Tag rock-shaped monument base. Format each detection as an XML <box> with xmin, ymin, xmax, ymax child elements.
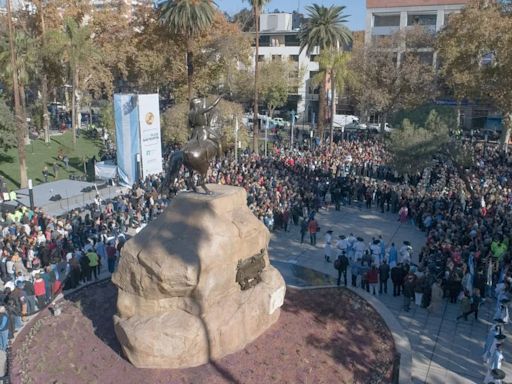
<box><xmin>112</xmin><ymin>185</ymin><xmax>286</xmax><ymax>369</ymax></box>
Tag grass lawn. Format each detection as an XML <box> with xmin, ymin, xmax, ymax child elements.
<box><xmin>0</xmin><ymin>130</ymin><xmax>103</xmax><ymax>190</ymax></box>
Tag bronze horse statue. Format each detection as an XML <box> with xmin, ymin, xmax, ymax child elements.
<box><xmin>161</xmin><ymin>96</ymin><xmax>222</xmax><ymax>195</ymax></box>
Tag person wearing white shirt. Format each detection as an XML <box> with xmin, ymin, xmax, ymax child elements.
<box><xmin>354</xmin><ymin>237</ymin><xmax>366</xmax><ymax>261</ymax></box>
<box><xmin>336</xmin><ymin>235</ymin><xmax>348</xmax><ymax>254</ymax></box>
<box><xmin>324</xmin><ymin>230</ymin><xmax>333</xmax><ymax>262</ymax></box>
<box><xmin>369</xmin><ymin>239</ymin><xmax>382</xmax><ymax>264</ymax></box>
<box><xmin>399</xmin><ymin>241</ymin><xmax>412</xmax><ymax>264</ymax></box>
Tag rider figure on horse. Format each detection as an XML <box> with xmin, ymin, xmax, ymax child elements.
<box><xmin>188</xmin><ymin>96</ymin><xmax>222</xmax><ymax>157</ymax></box>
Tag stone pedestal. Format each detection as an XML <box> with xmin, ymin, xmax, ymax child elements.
<box><xmin>112</xmin><ymin>185</ymin><xmax>286</xmax><ymax>369</ymax></box>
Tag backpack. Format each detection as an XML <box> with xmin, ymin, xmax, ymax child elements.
<box><xmin>334</xmin><ymin>258</ymin><xmax>341</xmax><ymax>270</ymax></box>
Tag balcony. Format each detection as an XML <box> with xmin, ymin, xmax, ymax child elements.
<box><xmin>371</xmin><ymin>26</ymin><xmax>400</xmax><ymax>36</ymax></box>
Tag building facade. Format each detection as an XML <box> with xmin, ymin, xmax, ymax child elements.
<box><xmin>364</xmin><ymin>0</ymin><xmax>500</xmax><ymax>130</ymax></box>
<box><xmin>366</xmin><ymin>0</ymin><xmax>469</xmax><ymax>45</ymax></box>
<box><xmin>252</xmin><ymin>12</ymin><xmax>320</xmax><ymax>123</ymax></box>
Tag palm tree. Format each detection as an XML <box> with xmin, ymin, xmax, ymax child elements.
<box><xmin>299</xmin><ymin>4</ymin><xmax>352</xmax><ymax>144</ymax></box>
<box><xmin>315</xmin><ymin>50</ymin><xmax>352</xmax><ymax>145</ymax></box>
<box><xmin>245</xmin><ymin>0</ymin><xmax>269</xmax><ymax>154</ymax></box>
<box><xmin>61</xmin><ymin>18</ymin><xmax>97</xmax><ymax>146</ymax></box>
<box><xmin>0</xmin><ymin>30</ymin><xmax>37</xmax><ymax>145</ymax></box>
<box><xmin>159</xmin><ymin>0</ymin><xmax>217</xmax><ymax>102</ymax></box>
<box><xmin>5</xmin><ymin>0</ymin><xmax>28</xmax><ymax>188</ymax></box>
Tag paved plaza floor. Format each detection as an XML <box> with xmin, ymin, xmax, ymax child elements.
<box><xmin>268</xmin><ymin>204</ymin><xmax>510</xmax><ymax>384</ymax></box>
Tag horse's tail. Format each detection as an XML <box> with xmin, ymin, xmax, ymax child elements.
<box><xmin>161</xmin><ymin>150</ymin><xmax>184</xmax><ymax>193</ymax></box>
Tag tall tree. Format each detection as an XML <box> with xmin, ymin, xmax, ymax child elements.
<box><xmin>5</xmin><ymin>0</ymin><xmax>28</xmax><ymax>188</ymax></box>
<box><xmin>299</xmin><ymin>4</ymin><xmax>352</xmax><ymax>143</ymax></box>
<box><xmin>57</xmin><ymin>17</ymin><xmax>100</xmax><ymax>146</ymax></box>
<box><xmin>437</xmin><ymin>0</ymin><xmax>512</xmax><ymax>151</ymax></box>
<box><xmin>246</xmin><ymin>0</ymin><xmax>270</xmax><ymax>154</ymax></box>
<box><xmin>0</xmin><ymin>30</ymin><xmax>37</xmax><ymax>144</ymax></box>
<box><xmin>259</xmin><ymin>59</ymin><xmax>305</xmax><ymax>118</ymax></box>
<box><xmin>349</xmin><ymin>27</ymin><xmax>437</xmax><ymax>132</ymax></box>
<box><xmin>159</xmin><ymin>0</ymin><xmax>217</xmax><ymax>102</ymax></box>
<box><xmin>314</xmin><ymin>49</ymin><xmax>351</xmax><ymax>145</ymax></box>
<box><xmin>34</xmin><ymin>0</ymin><xmax>50</xmax><ymax>143</ymax></box>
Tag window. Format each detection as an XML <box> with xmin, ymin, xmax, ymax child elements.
<box><xmin>374</xmin><ymin>14</ymin><xmax>400</xmax><ymax>27</ymax></box>
<box><xmin>285</xmin><ymin>34</ymin><xmax>300</xmax><ymax>47</ymax></box>
<box><xmin>310</xmin><ymin>54</ymin><xmax>319</xmax><ymax>62</ymax></box>
<box><xmin>407</xmin><ymin>14</ymin><xmax>437</xmax><ymax>26</ymax></box>
<box><xmin>258</xmin><ymin>55</ymin><xmax>265</xmax><ymax>62</ymax></box>
<box><xmin>272</xmin><ymin>55</ymin><xmax>282</xmax><ymax>62</ymax></box>
<box><xmin>258</xmin><ymin>35</ymin><xmax>270</xmax><ymax>47</ymax></box>
<box><xmin>289</xmin><ymin>55</ymin><xmax>299</xmax><ymax>62</ymax></box>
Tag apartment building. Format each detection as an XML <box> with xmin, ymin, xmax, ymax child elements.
<box><xmin>253</xmin><ymin>12</ymin><xmax>320</xmax><ymax>122</ymax></box>
<box><xmin>366</xmin><ymin>0</ymin><xmax>468</xmax><ymax>65</ymax></box>
<box><xmin>364</xmin><ymin>0</ymin><xmax>501</xmax><ymax>130</ymax></box>
<box><xmin>0</xmin><ymin>0</ymin><xmax>35</xmax><ymax>13</ymax></box>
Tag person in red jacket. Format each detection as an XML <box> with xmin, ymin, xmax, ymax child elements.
<box><xmin>33</xmin><ymin>273</ymin><xmax>46</xmax><ymax>309</ymax></box>
<box><xmin>367</xmin><ymin>264</ymin><xmax>379</xmax><ymax>295</ymax></box>
<box><xmin>308</xmin><ymin>217</ymin><xmax>319</xmax><ymax>246</ymax></box>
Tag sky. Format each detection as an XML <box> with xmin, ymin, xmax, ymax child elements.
<box><xmin>215</xmin><ymin>0</ymin><xmax>366</xmax><ymax>31</ymax></box>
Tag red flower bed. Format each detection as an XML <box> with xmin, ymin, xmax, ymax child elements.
<box><xmin>11</xmin><ymin>282</ymin><xmax>394</xmax><ymax>384</ymax></box>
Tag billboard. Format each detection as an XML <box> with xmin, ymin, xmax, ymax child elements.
<box><xmin>114</xmin><ymin>93</ymin><xmax>163</xmax><ymax>186</ymax></box>
<box><xmin>138</xmin><ymin>94</ymin><xmax>163</xmax><ymax>178</ymax></box>
<box><xmin>114</xmin><ymin>94</ymin><xmax>140</xmax><ymax>186</ymax></box>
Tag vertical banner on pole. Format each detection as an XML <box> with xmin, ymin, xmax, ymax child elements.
<box><xmin>138</xmin><ymin>94</ymin><xmax>163</xmax><ymax>178</ymax></box>
<box><xmin>114</xmin><ymin>94</ymin><xmax>140</xmax><ymax>186</ymax></box>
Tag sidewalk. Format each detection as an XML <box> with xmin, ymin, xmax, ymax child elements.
<box><xmin>268</xmin><ymin>205</ymin><xmax>509</xmax><ymax>384</ymax></box>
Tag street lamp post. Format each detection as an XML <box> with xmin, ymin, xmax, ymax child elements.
<box><xmin>290</xmin><ymin>110</ymin><xmax>296</xmax><ymax>149</ymax></box>
<box><xmin>28</xmin><ymin>179</ymin><xmax>34</xmax><ymax>210</ymax></box>
<box><xmin>264</xmin><ymin>114</ymin><xmax>269</xmax><ymax>157</ymax></box>
<box><xmin>234</xmin><ymin>116</ymin><xmax>239</xmax><ymax>163</ymax></box>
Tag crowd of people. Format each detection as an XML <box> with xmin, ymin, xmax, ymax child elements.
<box><xmin>204</xmin><ymin>138</ymin><xmax>512</xmax><ymax>382</ymax></box>
<box><xmin>2</xmin><ymin>134</ymin><xmax>512</xmax><ymax>381</ymax></box>
<box><xmin>0</xmin><ymin>175</ymin><xmax>168</xmax><ymax>351</ymax></box>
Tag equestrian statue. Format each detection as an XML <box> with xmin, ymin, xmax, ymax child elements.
<box><xmin>162</xmin><ymin>96</ymin><xmax>223</xmax><ymax>194</ymax></box>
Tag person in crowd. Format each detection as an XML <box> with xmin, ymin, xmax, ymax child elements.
<box><xmin>368</xmin><ymin>264</ymin><xmax>379</xmax><ymax>295</ymax></box>
<box><xmin>379</xmin><ymin>259</ymin><xmax>390</xmax><ymax>294</ymax></box>
<box><xmin>324</xmin><ymin>230</ymin><xmax>333</xmax><ymax>262</ymax></box>
<box><xmin>308</xmin><ymin>215</ymin><xmax>319</xmax><ymax>246</ymax></box>
<box><xmin>403</xmin><ymin>270</ymin><xmax>416</xmax><ymax>312</ymax></box>
<box><xmin>391</xmin><ymin>263</ymin><xmax>404</xmax><ymax>297</ymax></box>
<box><xmin>335</xmin><ymin>251</ymin><xmax>349</xmax><ymax>286</ymax></box>
<box><xmin>86</xmin><ymin>248</ymin><xmax>99</xmax><ymax>281</ymax></box>
<box><xmin>428</xmin><ymin>279</ymin><xmax>444</xmax><ymax>315</ymax></box>
<box><xmin>0</xmin><ymin>306</ymin><xmax>9</xmax><ymax>351</ymax></box>
<box><xmin>33</xmin><ymin>273</ymin><xmax>46</xmax><ymax>310</ymax></box>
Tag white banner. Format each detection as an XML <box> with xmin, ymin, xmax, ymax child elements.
<box><xmin>137</xmin><ymin>94</ymin><xmax>163</xmax><ymax>178</ymax></box>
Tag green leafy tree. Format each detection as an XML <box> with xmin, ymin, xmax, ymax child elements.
<box><xmin>0</xmin><ymin>30</ymin><xmax>37</xmax><ymax>144</ymax></box>
<box><xmin>159</xmin><ymin>0</ymin><xmax>217</xmax><ymax>102</ymax></box>
<box><xmin>388</xmin><ymin>110</ymin><xmax>450</xmax><ymax>175</ymax></box>
<box><xmin>350</xmin><ymin>27</ymin><xmax>437</xmax><ymax>132</ymax></box>
<box><xmin>388</xmin><ymin>109</ymin><xmax>475</xmax><ymax>195</ymax></box>
<box><xmin>259</xmin><ymin>60</ymin><xmax>304</xmax><ymax>118</ymax></box>
<box><xmin>437</xmin><ymin>0</ymin><xmax>512</xmax><ymax>150</ymax></box>
<box><xmin>0</xmin><ymin>97</ymin><xmax>16</xmax><ymax>151</ymax></box>
<box><xmin>299</xmin><ymin>4</ymin><xmax>352</xmax><ymax>143</ymax></box>
<box><xmin>232</xmin><ymin>8</ymin><xmax>255</xmax><ymax>32</ymax></box>
<box><xmin>245</xmin><ymin>0</ymin><xmax>270</xmax><ymax>154</ymax></box>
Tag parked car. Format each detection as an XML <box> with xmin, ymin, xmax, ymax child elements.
<box><xmin>368</xmin><ymin>122</ymin><xmax>394</xmax><ymax>133</ymax></box>
<box><xmin>272</xmin><ymin>117</ymin><xmax>285</xmax><ymax>128</ymax></box>
<box><xmin>344</xmin><ymin>121</ymin><xmax>367</xmax><ymax>131</ymax></box>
